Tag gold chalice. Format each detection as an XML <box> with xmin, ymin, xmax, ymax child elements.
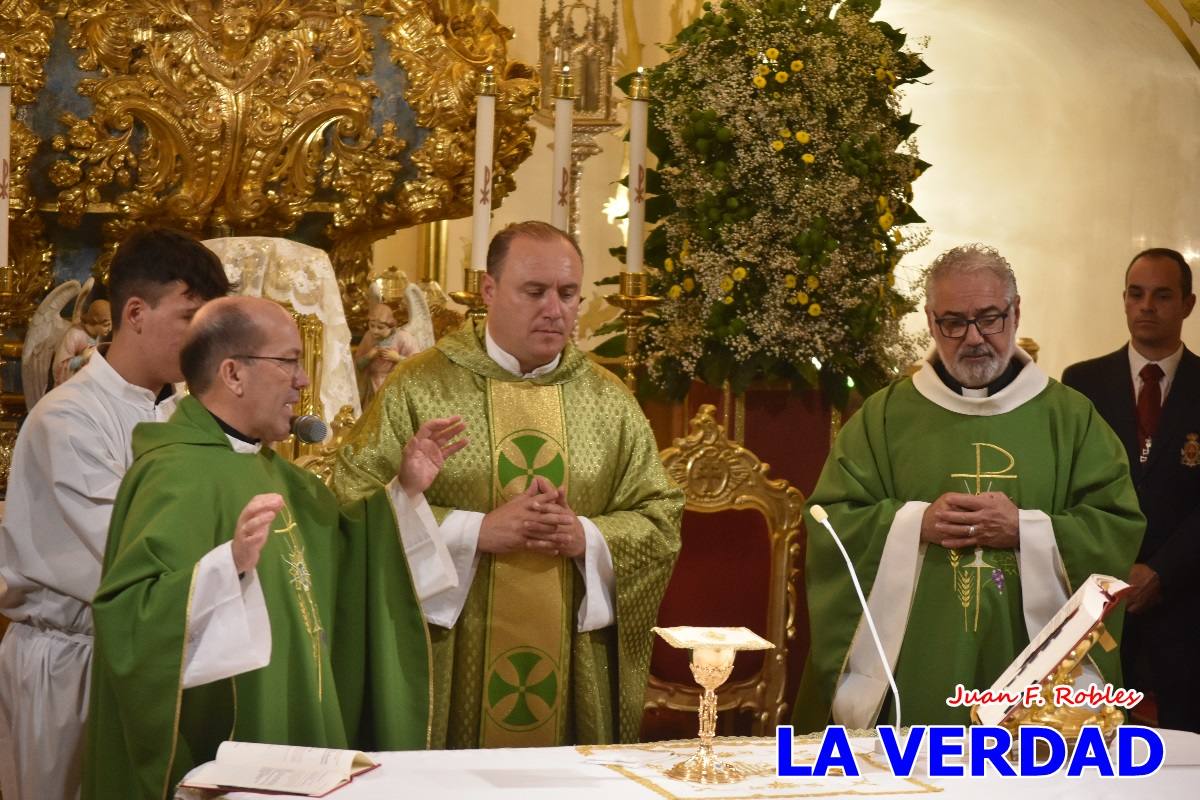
<box><xmin>652</xmin><ymin>626</ymin><xmax>773</xmax><ymax>784</ymax></box>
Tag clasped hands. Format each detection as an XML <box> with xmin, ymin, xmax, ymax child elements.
<box><xmin>478</xmin><ymin>475</ymin><xmax>585</xmax><ymax>559</ymax></box>
<box><xmin>920</xmin><ymin>491</ymin><xmax>1019</xmax><ymax>550</ymax></box>
<box><xmin>232</xmin><ymin>416</ymin><xmax>469</xmax><ymax>574</ymax></box>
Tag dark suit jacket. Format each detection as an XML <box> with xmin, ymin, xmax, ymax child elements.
<box><xmin>1062</xmin><ymin>346</ymin><xmax>1200</xmax><ymax>596</ymax></box>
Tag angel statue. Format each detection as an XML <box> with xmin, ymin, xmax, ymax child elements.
<box><xmin>52</xmin><ymin>299</ymin><xmax>112</xmax><ymax>386</ymax></box>
<box><xmin>354</xmin><ymin>284</ymin><xmax>436</xmax><ymax>404</ymax></box>
<box><xmin>22</xmin><ymin>278</ymin><xmax>97</xmax><ymax>410</ymax></box>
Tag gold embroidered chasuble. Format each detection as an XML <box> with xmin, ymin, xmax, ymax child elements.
<box><xmin>333</xmin><ymin>322</ymin><xmax>683</xmax><ymax>747</ymax></box>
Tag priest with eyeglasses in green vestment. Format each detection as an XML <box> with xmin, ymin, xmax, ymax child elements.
<box><xmin>84</xmin><ymin>296</ymin><xmax>467</xmax><ymax>800</ymax></box>
<box><xmin>793</xmin><ymin>244</ymin><xmax>1145</xmax><ymax>731</ymax></box>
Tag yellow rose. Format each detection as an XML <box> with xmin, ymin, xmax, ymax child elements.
<box><xmin>664</xmin><ymin>257</ymin><xmax>674</xmax><ymax>272</ymax></box>
<box><xmin>787</xmin><ymin>294</ymin><xmax>799</xmax><ymax>305</ymax></box>
<box><xmin>723</xmin><ymin>295</ymin><xmax>734</xmax><ymax>305</ymax></box>
<box><xmin>808</xmin><ymin>303</ymin><xmax>822</xmax><ymax>317</ymax></box>
<box><xmin>875</xmin><ymin>67</ymin><xmax>888</xmax><ymax>81</ymax></box>
<box><xmin>791</xmin><ymin>60</ymin><xmax>805</xmax><ymax>72</ymax></box>
<box><xmin>668</xmin><ymin>284</ymin><xmax>682</xmax><ymax>300</ymax></box>
<box><xmin>753</xmin><ymin>75</ymin><xmax>767</xmax><ymax>89</ymax></box>
<box><xmin>732</xmin><ymin>266</ymin><xmax>748</xmax><ymax>281</ymax></box>
<box><xmin>794</xmin><ymin>130</ymin><xmax>810</xmax><ymax>144</ymax></box>
<box><xmin>757</xmin><ymin>64</ymin><xmax>771</xmax><ymax>76</ymax></box>
<box><xmin>801</xmin><ymin>153</ymin><xmax>815</xmax><ymax>165</ymax></box>
<box><xmin>806</xmin><ymin>275</ymin><xmax>820</xmax><ymax>291</ymax></box>
<box><xmin>876</xmin><ymin>195</ymin><xmax>889</xmax><ymax>212</ymax></box>
<box><xmin>766</xmin><ymin>47</ymin><xmax>780</xmax><ymax>60</ymax></box>
<box><xmin>892</xmin><ymin>229</ymin><xmax>905</xmax><ymax>243</ymax></box>
<box><xmin>775</xmin><ymin>71</ymin><xmax>789</xmax><ymax>84</ymax></box>
<box><xmin>683</xmin><ymin>276</ymin><xmax>695</xmax><ymax>292</ymax></box>
<box><xmin>879</xmin><ymin>211</ymin><xmax>894</xmax><ymax>229</ymax></box>
<box><xmin>784</xmin><ymin>274</ymin><xmax>797</xmax><ymax>288</ymax></box>
<box><xmin>720</xmin><ymin>276</ymin><xmax>734</xmax><ymax>292</ymax></box>
<box><xmin>872</xmin><ymin>239</ymin><xmax>883</xmax><ymax>252</ymax></box>
<box><xmin>778</xmin><ymin>127</ymin><xmax>792</xmax><ymax>138</ymax></box>
<box><xmin>795</xmin><ymin>291</ymin><xmax>809</xmax><ymax>305</ymax></box>
<box><xmin>771</xmin><ymin>139</ymin><xmax>785</xmax><ymax>152</ymax></box>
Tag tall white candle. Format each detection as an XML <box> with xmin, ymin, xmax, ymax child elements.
<box><xmin>625</xmin><ymin>67</ymin><xmax>649</xmax><ymax>274</ymax></box>
<box><xmin>470</xmin><ymin>66</ymin><xmax>497</xmax><ymax>272</ymax></box>
<box><xmin>1</xmin><ymin>52</ymin><xmax>12</xmax><ymax>280</ymax></box>
<box><xmin>550</xmin><ymin>65</ymin><xmax>574</xmax><ymax>232</ymax></box>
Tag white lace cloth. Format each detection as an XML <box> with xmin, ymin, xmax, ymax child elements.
<box><xmin>203</xmin><ymin>237</ymin><xmax>361</xmax><ymax>419</ymax></box>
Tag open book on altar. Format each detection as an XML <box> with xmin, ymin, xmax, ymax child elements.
<box><xmin>178</xmin><ymin>741</ymin><xmax>379</xmax><ymax>797</ymax></box>
<box><xmin>973</xmin><ymin>573</ymin><xmax>1133</xmax><ymax>727</ymax></box>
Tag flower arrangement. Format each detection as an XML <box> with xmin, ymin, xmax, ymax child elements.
<box><xmin>614</xmin><ymin>0</ymin><xmax>930</xmax><ymax>405</ymax></box>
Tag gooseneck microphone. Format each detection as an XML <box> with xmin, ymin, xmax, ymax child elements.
<box><xmin>810</xmin><ymin>504</ymin><xmax>903</xmax><ymax>730</ymax></box>
<box><xmin>291</xmin><ymin>414</ymin><xmax>329</xmax><ymax>444</ymax></box>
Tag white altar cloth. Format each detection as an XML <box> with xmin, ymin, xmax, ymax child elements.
<box><xmin>183</xmin><ymin>731</ymin><xmax>1200</xmax><ymax>800</ymax></box>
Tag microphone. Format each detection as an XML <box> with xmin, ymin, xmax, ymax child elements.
<box><xmin>291</xmin><ymin>414</ymin><xmax>329</xmax><ymax>444</ymax></box>
<box><xmin>810</xmin><ymin>504</ymin><xmax>903</xmax><ymax>731</ymax></box>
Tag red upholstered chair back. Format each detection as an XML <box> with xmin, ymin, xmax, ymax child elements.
<box><xmin>643</xmin><ymin>404</ymin><xmax>805</xmax><ymax>738</ymax></box>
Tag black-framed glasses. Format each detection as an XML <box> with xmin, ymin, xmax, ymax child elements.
<box><xmin>233</xmin><ymin>354</ymin><xmax>303</xmax><ymax>377</ymax></box>
<box><xmin>933</xmin><ymin>304</ymin><xmax>1012</xmax><ymax>339</ymax></box>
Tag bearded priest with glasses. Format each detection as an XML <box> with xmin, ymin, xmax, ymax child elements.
<box><xmin>793</xmin><ymin>244</ymin><xmax>1145</xmax><ymax>731</ymax></box>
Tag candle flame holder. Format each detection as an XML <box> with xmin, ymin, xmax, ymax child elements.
<box><xmin>652</xmin><ymin>626</ymin><xmax>772</xmax><ymax>785</ymax></box>
<box><xmin>605</xmin><ymin>271</ymin><xmax>661</xmax><ymax>391</ymax></box>
<box><xmin>449</xmin><ymin>267</ymin><xmax>488</xmax><ymax>321</ymax></box>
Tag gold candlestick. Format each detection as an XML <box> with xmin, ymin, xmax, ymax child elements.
<box><xmin>449</xmin><ymin>267</ymin><xmax>488</xmax><ymax>321</ymax></box>
<box><xmin>605</xmin><ymin>271</ymin><xmax>661</xmax><ymax>391</ymax></box>
<box><xmin>653</xmin><ymin>626</ymin><xmax>773</xmax><ymax>785</ymax></box>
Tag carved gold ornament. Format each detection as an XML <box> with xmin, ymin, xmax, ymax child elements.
<box><xmin>26</xmin><ymin>0</ymin><xmax>535</xmax><ymax>303</ymax></box>
<box><xmin>0</xmin><ymin>1</ymin><xmax>56</xmax><ymax>327</ymax></box>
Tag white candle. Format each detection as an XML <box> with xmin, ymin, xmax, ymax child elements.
<box><xmin>1</xmin><ymin>52</ymin><xmax>12</xmax><ymax>279</ymax></box>
<box><xmin>470</xmin><ymin>66</ymin><xmax>497</xmax><ymax>272</ymax></box>
<box><xmin>625</xmin><ymin>67</ymin><xmax>649</xmax><ymax>274</ymax></box>
<box><xmin>550</xmin><ymin>66</ymin><xmax>574</xmax><ymax>232</ymax></box>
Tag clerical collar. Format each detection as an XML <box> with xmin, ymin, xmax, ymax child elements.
<box><xmin>484</xmin><ymin>325</ymin><xmax>561</xmax><ymax>378</ymax></box>
<box><xmin>911</xmin><ymin>346</ymin><xmax>1048</xmax><ymax>416</ymax></box>
<box><xmin>932</xmin><ymin>356</ymin><xmax>1024</xmax><ymax>397</ymax></box>
<box><xmin>205</xmin><ymin>407</ymin><xmax>261</xmax><ymax>447</ymax></box>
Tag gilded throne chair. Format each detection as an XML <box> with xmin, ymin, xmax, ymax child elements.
<box><xmin>644</xmin><ymin>404</ymin><xmax>806</xmax><ymax>738</ymax></box>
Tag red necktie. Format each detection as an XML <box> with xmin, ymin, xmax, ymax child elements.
<box><xmin>1136</xmin><ymin>362</ymin><xmax>1164</xmax><ymax>461</ymax></box>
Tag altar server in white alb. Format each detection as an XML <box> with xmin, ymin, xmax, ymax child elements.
<box><xmin>0</xmin><ymin>228</ymin><xmax>231</xmax><ymax>800</ymax></box>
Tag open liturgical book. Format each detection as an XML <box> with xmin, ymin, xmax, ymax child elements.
<box><xmin>973</xmin><ymin>573</ymin><xmax>1133</xmax><ymax>727</ymax></box>
<box><xmin>179</xmin><ymin>741</ymin><xmax>379</xmax><ymax>796</ymax></box>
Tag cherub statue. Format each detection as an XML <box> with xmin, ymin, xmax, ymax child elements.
<box><xmin>22</xmin><ymin>277</ymin><xmax>96</xmax><ymax>410</ymax></box>
<box><xmin>354</xmin><ymin>284</ymin><xmax>436</xmax><ymax>404</ymax></box>
<box><xmin>52</xmin><ymin>299</ymin><xmax>112</xmax><ymax>386</ymax></box>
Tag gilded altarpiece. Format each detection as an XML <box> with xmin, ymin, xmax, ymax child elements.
<box><xmin>0</xmin><ymin>0</ymin><xmax>538</xmax><ymax>328</ymax></box>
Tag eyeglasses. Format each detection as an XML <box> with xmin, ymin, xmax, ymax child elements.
<box><xmin>932</xmin><ymin>304</ymin><xmax>1011</xmax><ymax>339</ymax></box>
<box><xmin>233</xmin><ymin>354</ymin><xmax>304</xmax><ymax>377</ymax></box>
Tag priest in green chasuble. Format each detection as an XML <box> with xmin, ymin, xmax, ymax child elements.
<box><xmin>333</xmin><ymin>221</ymin><xmax>683</xmax><ymax>748</ymax></box>
<box><xmin>793</xmin><ymin>244</ymin><xmax>1145</xmax><ymax>731</ymax></box>
<box><xmin>85</xmin><ymin>297</ymin><xmax>466</xmax><ymax>800</ymax></box>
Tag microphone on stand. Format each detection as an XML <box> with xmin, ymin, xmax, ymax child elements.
<box><xmin>291</xmin><ymin>414</ymin><xmax>329</xmax><ymax>444</ymax></box>
<box><xmin>810</xmin><ymin>504</ymin><xmax>903</xmax><ymax>732</ymax></box>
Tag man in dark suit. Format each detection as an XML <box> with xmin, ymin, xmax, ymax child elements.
<box><xmin>1062</xmin><ymin>248</ymin><xmax>1200</xmax><ymax>732</ymax></box>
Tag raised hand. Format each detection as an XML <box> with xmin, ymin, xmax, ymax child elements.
<box><xmin>232</xmin><ymin>493</ymin><xmax>285</xmax><ymax>574</ymax></box>
<box><xmin>398</xmin><ymin>416</ymin><xmax>469</xmax><ymax>497</ymax></box>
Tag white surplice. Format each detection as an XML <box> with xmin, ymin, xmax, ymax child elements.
<box><xmin>0</xmin><ymin>352</ymin><xmax>176</xmax><ymax>800</ymax></box>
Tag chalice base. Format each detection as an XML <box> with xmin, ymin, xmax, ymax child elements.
<box><xmin>664</xmin><ymin>747</ymin><xmax>748</xmax><ymax>784</ymax></box>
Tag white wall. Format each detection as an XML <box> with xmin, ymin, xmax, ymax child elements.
<box><xmin>883</xmin><ymin>0</ymin><xmax>1200</xmax><ymax>378</ymax></box>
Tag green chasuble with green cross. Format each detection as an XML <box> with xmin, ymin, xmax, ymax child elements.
<box><xmin>792</xmin><ymin>353</ymin><xmax>1144</xmax><ymax>731</ymax></box>
<box><xmin>83</xmin><ymin>397</ymin><xmax>430</xmax><ymax>800</ymax></box>
<box><xmin>332</xmin><ymin>321</ymin><xmax>683</xmax><ymax>747</ymax></box>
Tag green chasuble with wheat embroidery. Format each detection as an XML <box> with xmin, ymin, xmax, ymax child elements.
<box><xmin>83</xmin><ymin>397</ymin><xmax>430</xmax><ymax>800</ymax></box>
<box><xmin>332</xmin><ymin>321</ymin><xmax>682</xmax><ymax>748</ymax></box>
<box><xmin>793</xmin><ymin>351</ymin><xmax>1144</xmax><ymax>731</ymax></box>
